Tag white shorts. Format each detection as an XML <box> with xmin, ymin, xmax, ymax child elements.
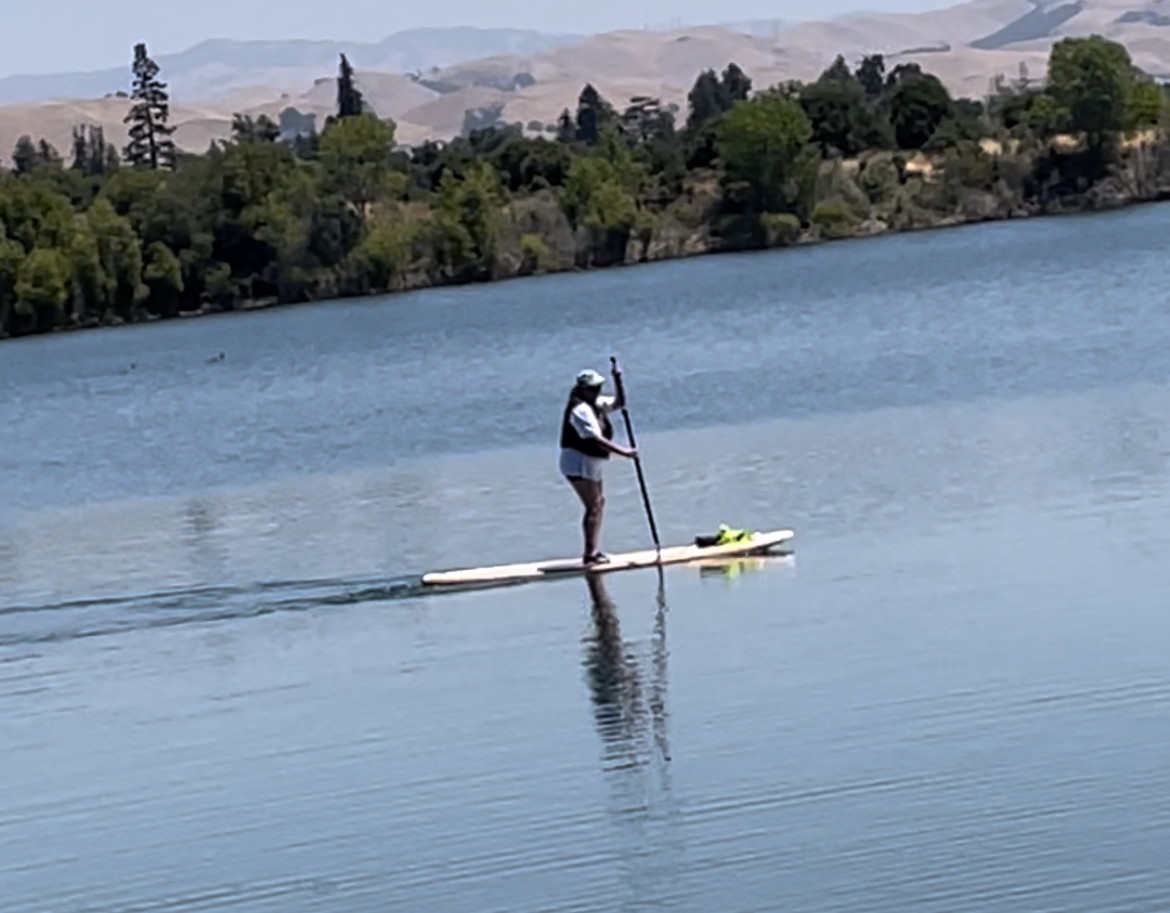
<box><xmin>560</xmin><ymin>448</ymin><xmax>606</xmax><ymax>482</ymax></box>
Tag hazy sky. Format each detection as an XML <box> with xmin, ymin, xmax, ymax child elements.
<box><xmin>2</xmin><ymin>0</ymin><xmax>956</xmax><ymax>78</ymax></box>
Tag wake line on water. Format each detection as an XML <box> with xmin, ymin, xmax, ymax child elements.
<box><xmin>0</xmin><ymin>574</ymin><xmax>430</xmax><ymax>647</ymax></box>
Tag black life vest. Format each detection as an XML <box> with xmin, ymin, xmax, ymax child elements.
<box><xmin>560</xmin><ymin>389</ymin><xmax>614</xmax><ymax>459</ymax></box>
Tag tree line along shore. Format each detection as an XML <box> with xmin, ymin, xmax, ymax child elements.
<box><xmin>1</xmin><ymin>36</ymin><xmax>1169</xmax><ymax>339</ymax></box>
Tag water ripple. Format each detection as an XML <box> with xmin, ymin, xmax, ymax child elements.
<box><xmin>0</xmin><ymin>576</ymin><xmax>422</xmax><ymax>648</ymax></box>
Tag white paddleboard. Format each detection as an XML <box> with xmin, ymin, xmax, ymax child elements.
<box><xmin>421</xmin><ymin>529</ymin><xmax>795</xmax><ymax>588</ymax></box>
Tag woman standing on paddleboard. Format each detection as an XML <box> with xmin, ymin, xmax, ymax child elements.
<box><xmin>560</xmin><ymin>368</ymin><xmax>638</xmax><ymax>566</ymax></box>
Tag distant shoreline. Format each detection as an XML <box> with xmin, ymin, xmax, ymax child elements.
<box><xmin>4</xmin><ymin>35</ymin><xmax>1165</xmax><ymax>342</ymax></box>
<box><xmin>7</xmin><ymin>188</ymin><xmax>1160</xmax><ymax>343</ymax></box>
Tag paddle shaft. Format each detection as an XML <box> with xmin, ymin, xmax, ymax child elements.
<box><xmin>610</xmin><ymin>357</ymin><xmax>662</xmax><ymax>556</ymax></box>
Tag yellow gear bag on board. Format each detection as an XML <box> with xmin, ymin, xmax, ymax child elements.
<box><xmin>715</xmin><ymin>525</ymin><xmax>754</xmax><ymax>545</ymax></box>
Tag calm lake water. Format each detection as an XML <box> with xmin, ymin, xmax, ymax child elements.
<box><xmin>2</xmin><ymin>207</ymin><xmax>1170</xmax><ymax>912</ymax></box>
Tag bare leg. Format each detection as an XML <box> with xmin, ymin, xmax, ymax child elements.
<box><xmin>568</xmin><ymin>477</ymin><xmax>605</xmax><ymax>561</ymax></box>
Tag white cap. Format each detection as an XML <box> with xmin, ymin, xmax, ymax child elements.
<box><xmin>576</xmin><ymin>369</ymin><xmax>606</xmax><ymax>388</ymax></box>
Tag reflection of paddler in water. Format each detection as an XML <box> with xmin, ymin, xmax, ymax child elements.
<box><xmin>581</xmin><ymin>574</ymin><xmax>680</xmax><ymax>908</ymax></box>
<box><xmin>583</xmin><ymin>573</ymin><xmax>639</xmax><ymax>755</ymax></box>
<box><xmin>582</xmin><ymin>573</ymin><xmax>672</xmax><ymax>767</ymax></box>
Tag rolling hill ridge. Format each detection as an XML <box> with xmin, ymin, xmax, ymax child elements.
<box><xmin>5</xmin><ymin>0</ymin><xmax>1170</xmax><ymax>159</ymax></box>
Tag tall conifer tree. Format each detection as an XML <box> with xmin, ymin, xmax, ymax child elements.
<box><xmin>12</xmin><ymin>135</ymin><xmax>38</xmax><ymax>173</ymax></box>
<box><xmin>71</xmin><ymin>125</ymin><xmax>115</xmax><ymax>175</ymax></box>
<box><xmin>71</xmin><ymin>126</ymin><xmax>89</xmax><ymax>172</ymax></box>
<box><xmin>575</xmin><ymin>84</ymin><xmax>615</xmax><ymax>145</ymax></box>
<box><xmin>336</xmin><ymin>54</ymin><xmax>365</xmax><ymax>118</ymax></box>
<box><xmin>555</xmin><ymin>108</ymin><xmax>576</xmax><ymax>144</ymax></box>
<box><xmin>123</xmin><ymin>43</ymin><xmax>175</xmax><ymax>169</ymax></box>
<box><xmin>721</xmin><ymin>63</ymin><xmax>753</xmax><ymax>105</ymax></box>
<box><xmin>686</xmin><ymin>70</ymin><xmax>725</xmax><ymax>131</ymax></box>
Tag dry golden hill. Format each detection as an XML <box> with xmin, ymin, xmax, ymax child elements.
<box><xmin>9</xmin><ymin>0</ymin><xmax>1170</xmax><ymax>156</ymax></box>
<box><xmin>0</xmin><ymin>73</ymin><xmax>443</xmax><ymax>159</ymax></box>
<box><xmin>0</xmin><ymin>98</ymin><xmax>238</xmax><ymax>162</ymax></box>
<box><xmin>401</xmin><ymin>0</ymin><xmax>1170</xmax><ymax>135</ymax></box>
<box><xmin>396</xmin><ymin>15</ymin><xmax>1043</xmax><ymax>138</ymax></box>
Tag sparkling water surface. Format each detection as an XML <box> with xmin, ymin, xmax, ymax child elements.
<box><xmin>2</xmin><ymin>207</ymin><xmax>1169</xmax><ymax>912</ymax></box>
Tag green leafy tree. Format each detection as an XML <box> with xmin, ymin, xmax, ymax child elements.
<box><xmin>886</xmin><ymin>64</ymin><xmax>954</xmax><ymax>149</ymax></box>
<box><xmin>305</xmin><ymin>192</ymin><xmax>363</xmax><ymax>275</ymax></box>
<box><xmin>15</xmin><ymin>247</ymin><xmax>70</xmax><ymax>331</ymax></box>
<box><xmin>716</xmin><ymin>93</ymin><xmax>817</xmax><ymax>215</ymax></box>
<box><xmin>990</xmin><ymin>84</ymin><xmax>1066</xmax><ymax>138</ymax></box>
<box><xmin>1129</xmin><ymin>79</ymin><xmax>1164</xmax><ymax>130</ymax></box>
<box><xmin>88</xmin><ymin>198</ymin><xmax>148</xmax><ymax>319</ymax></box>
<box><xmin>250</xmin><ymin>166</ymin><xmax>336</xmax><ymax>301</ymax></box>
<box><xmin>1026</xmin><ymin>93</ymin><xmax>1068</xmax><ymax>136</ymax></box>
<box><xmin>802</xmin><ymin>76</ymin><xmax>864</xmax><ymax>156</ymax></box>
<box><xmin>203</xmin><ymin>261</ymin><xmax>235</xmax><ymax>307</ymax></box>
<box><xmin>924</xmin><ymin>98</ymin><xmax>989</xmax><ymax>151</ymax></box>
<box><xmin>408</xmin><ymin>138</ymin><xmax>472</xmax><ymax>191</ymax></box>
<box><xmin>319</xmin><ymin>112</ymin><xmax>401</xmax><ymax>209</ymax></box>
<box><xmin>686</xmin><ymin>64</ymin><xmax>753</xmax><ymax>132</ymax></box>
<box><xmin>458</xmin><ymin>129</ymin><xmax>574</xmax><ymax>192</ymax></box>
<box><xmin>72</xmin><ymin>198</ymin><xmax>147</xmax><ymax>322</ymax></box>
<box><xmin>1046</xmin><ymin>36</ymin><xmax>1152</xmax><ymax>142</ymax></box>
<box><xmin>801</xmin><ymin>58</ymin><xmax>893</xmax><ymax>156</ymax></box>
<box><xmin>143</xmin><ymin>241</ymin><xmax>185</xmax><ymax>316</ymax></box>
<box><xmin>0</xmin><ymin>234</ymin><xmax>24</xmax><ymax>335</ymax></box>
<box><xmin>433</xmin><ymin>162</ymin><xmax>505</xmax><ymax>281</ymax></box>
<box><xmin>93</xmin><ymin>154</ymin><xmax>215</xmax><ymax>311</ymax></box>
<box><xmin>123</xmin><ymin>43</ymin><xmax>176</xmax><ymax>169</ymax></box>
<box><xmin>561</xmin><ymin>154</ymin><xmax>646</xmax><ymax>265</ymax></box>
<box><xmin>348</xmin><ymin>216</ymin><xmax>416</xmax><ymax>292</ymax></box>
<box><xmin>212</xmin><ymin>135</ymin><xmax>320</xmax><ymax>300</ymax></box>
<box><xmin>98</xmin><ymin>167</ymin><xmax>168</xmax><ymax>236</ymax></box>
<box><xmin>0</xmin><ymin>178</ymin><xmax>77</xmax><ymax>251</ymax></box>
<box><xmin>69</xmin><ymin>212</ymin><xmax>104</xmax><ymax>324</ymax></box>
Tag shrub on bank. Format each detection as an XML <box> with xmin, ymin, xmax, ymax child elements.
<box><xmin>760</xmin><ymin>212</ymin><xmax>802</xmax><ymax>247</ymax></box>
<box><xmin>518</xmin><ymin>233</ymin><xmax>557</xmax><ymax>274</ymax></box>
<box><xmin>811</xmin><ymin>198</ymin><xmax>859</xmax><ymax>239</ymax></box>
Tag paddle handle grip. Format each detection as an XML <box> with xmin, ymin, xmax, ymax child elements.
<box><xmin>610</xmin><ymin>358</ymin><xmax>626</xmax><ymax>414</ymax></box>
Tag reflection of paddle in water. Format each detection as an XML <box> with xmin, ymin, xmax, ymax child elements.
<box><xmin>581</xmin><ymin>573</ymin><xmax>680</xmax><ymax>905</ymax></box>
<box><xmin>649</xmin><ymin>575</ymin><xmax>671</xmax><ymax>763</ymax></box>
